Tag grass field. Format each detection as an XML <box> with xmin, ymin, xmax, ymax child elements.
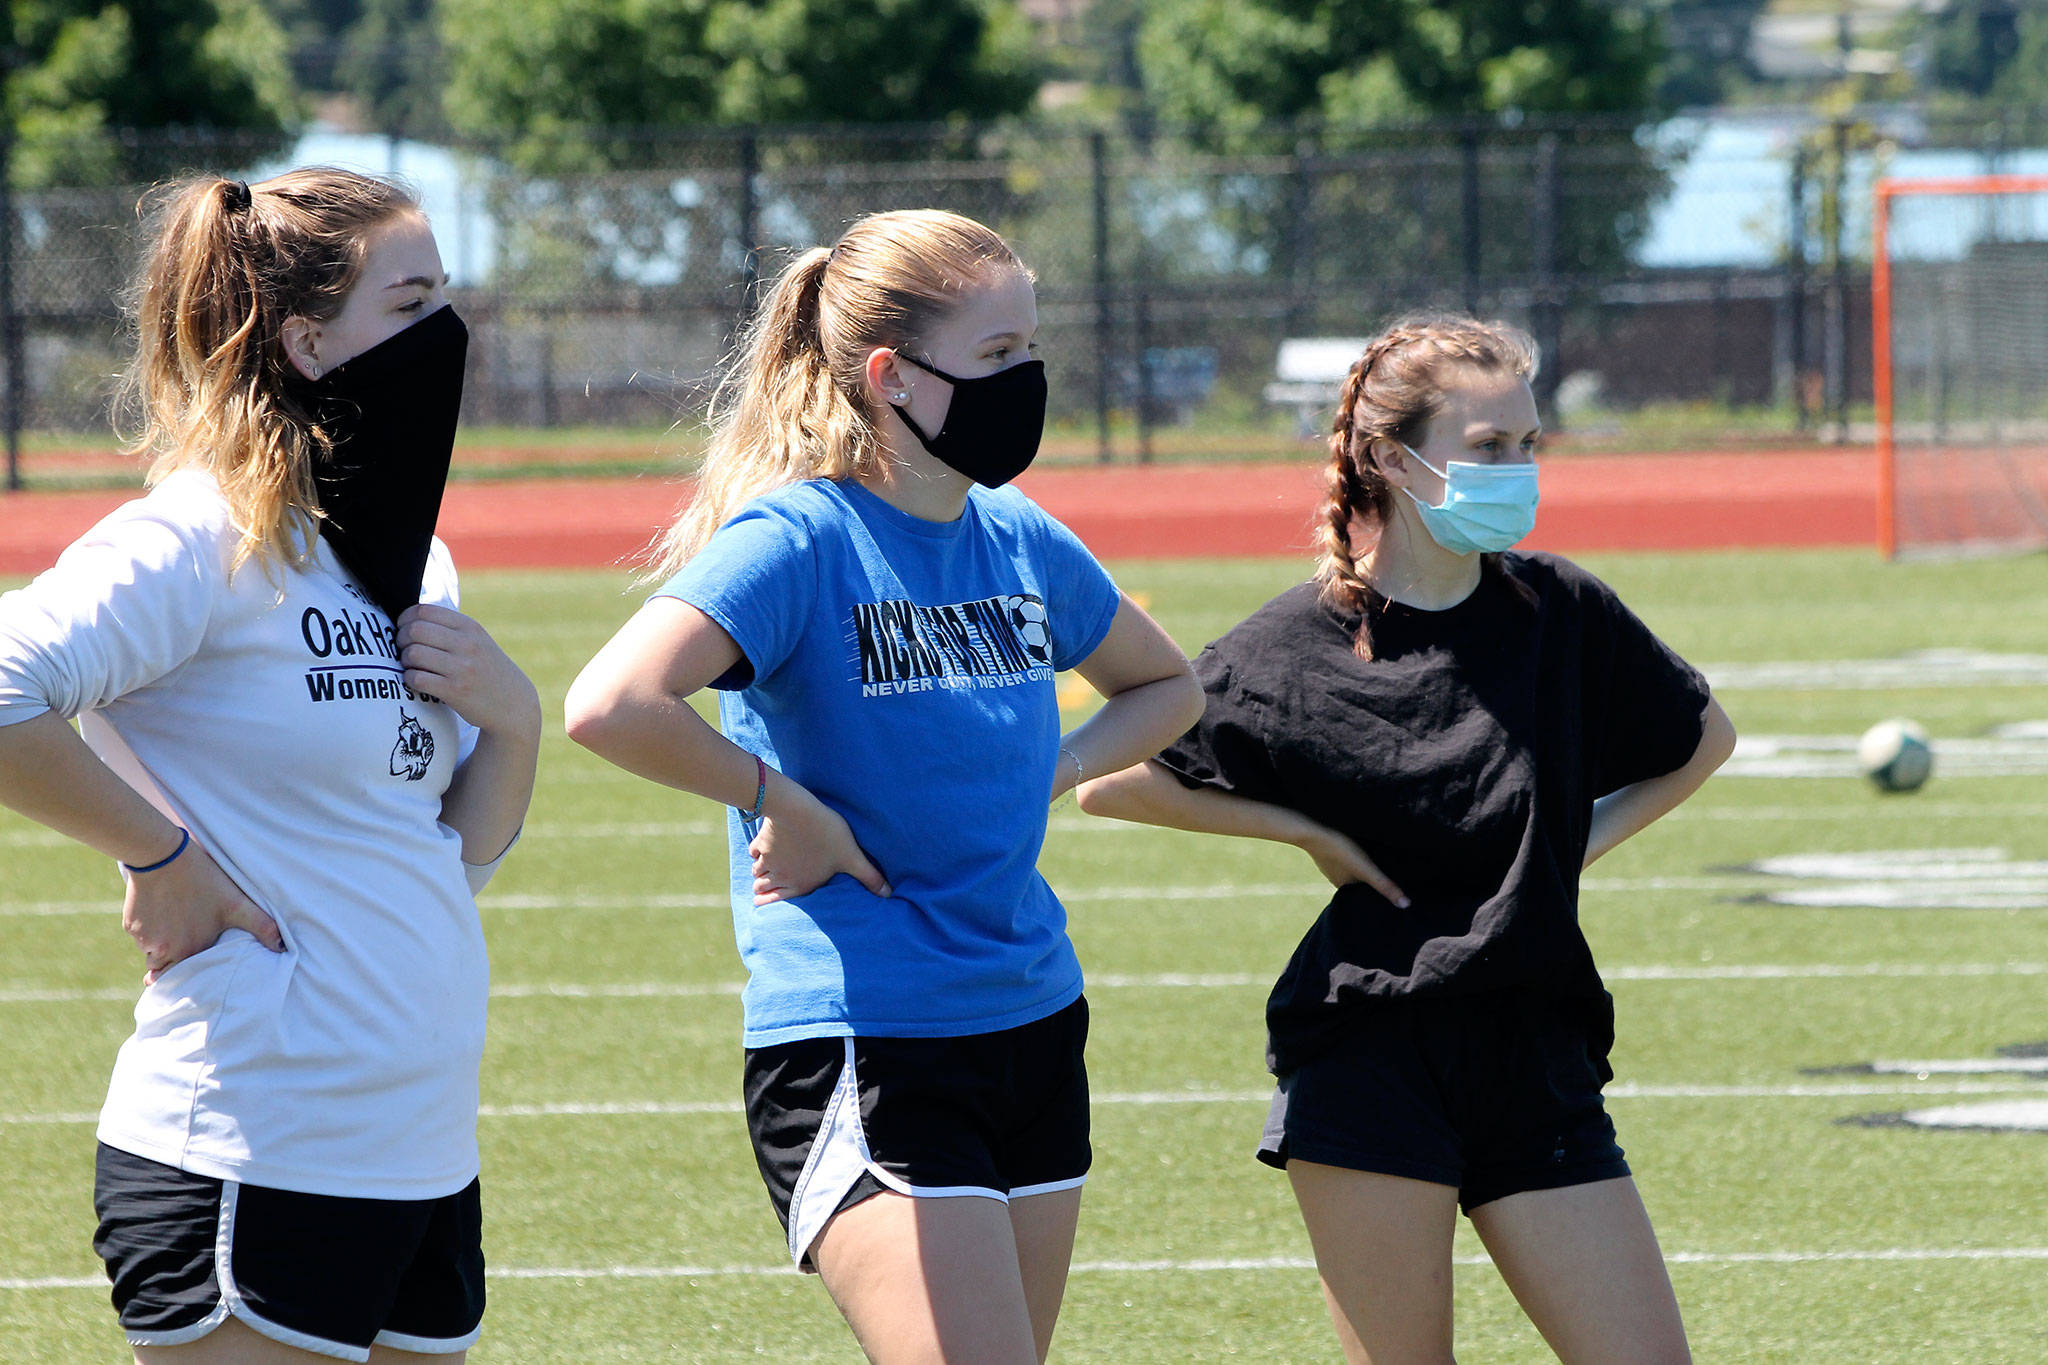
<box><xmin>4</xmin><ymin>546</ymin><xmax>2047</xmax><ymax>1362</ymax></box>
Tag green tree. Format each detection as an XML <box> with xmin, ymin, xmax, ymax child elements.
<box><xmin>6</xmin><ymin>0</ymin><xmax>298</xmax><ymax>185</ymax></box>
<box><xmin>1136</xmin><ymin>0</ymin><xmax>1664</xmax><ymax>134</ymax></box>
<box><xmin>436</xmin><ymin>0</ymin><xmax>1043</xmax><ymax>316</ymax></box>
<box><xmin>265</xmin><ymin>0</ymin><xmax>362</xmax><ymax>90</ymax></box>
<box><xmin>441</xmin><ymin>0</ymin><xmax>1039</xmax><ymax>166</ymax></box>
<box><xmin>336</xmin><ymin>0</ymin><xmax>443</xmax><ymax>133</ymax></box>
<box><xmin>1651</xmin><ymin>0</ymin><xmax>1768</xmax><ymax>108</ymax></box>
<box><xmin>706</xmin><ymin>0</ymin><xmax>1036</xmax><ymax>125</ymax></box>
<box><xmin>1917</xmin><ymin>0</ymin><xmax>2048</xmax><ymax>107</ymax></box>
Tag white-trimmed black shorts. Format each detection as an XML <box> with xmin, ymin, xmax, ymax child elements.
<box><xmin>743</xmin><ymin>995</ymin><xmax>1091</xmax><ymax>1271</ymax></box>
<box><xmin>92</xmin><ymin>1143</ymin><xmax>484</xmax><ymax>1361</ymax></box>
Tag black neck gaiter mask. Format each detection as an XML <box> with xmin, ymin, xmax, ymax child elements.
<box><xmin>888</xmin><ymin>352</ymin><xmax>1047</xmax><ymax>488</ymax></box>
<box><xmin>306</xmin><ymin>305</ymin><xmax>469</xmax><ymax>622</ymax></box>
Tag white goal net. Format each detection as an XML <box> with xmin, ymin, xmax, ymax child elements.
<box><xmin>1876</xmin><ymin>176</ymin><xmax>2048</xmax><ymax>557</ymax></box>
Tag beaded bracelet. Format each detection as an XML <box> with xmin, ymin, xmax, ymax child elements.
<box><xmin>739</xmin><ymin>753</ymin><xmax>768</xmax><ymax>821</ymax></box>
<box><xmin>122</xmin><ymin>827</ymin><xmax>190</xmax><ymax>876</ymax></box>
<box><xmin>1051</xmin><ymin>744</ymin><xmax>1084</xmax><ymax>812</ymax></box>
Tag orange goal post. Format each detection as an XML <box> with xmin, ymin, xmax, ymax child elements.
<box><xmin>1873</xmin><ymin>174</ymin><xmax>2048</xmax><ymax>558</ymax></box>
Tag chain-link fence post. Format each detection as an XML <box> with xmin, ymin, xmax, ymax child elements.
<box><xmin>1090</xmin><ymin>129</ymin><xmax>1112</xmax><ymax>464</ymax></box>
<box><xmin>1460</xmin><ymin>125</ymin><xmax>1482</xmax><ymax>315</ymax></box>
<box><xmin>738</xmin><ymin>127</ymin><xmax>761</xmax><ymax>321</ymax></box>
<box><xmin>1134</xmin><ymin>279</ymin><xmax>1152</xmax><ymax>464</ymax></box>
<box><xmin>1284</xmin><ymin>134</ymin><xmax>1315</xmax><ymax>340</ymax></box>
<box><xmin>1785</xmin><ymin>142</ymin><xmax>1810</xmax><ymax>432</ymax></box>
<box><xmin>538</xmin><ymin>321</ymin><xmax>557</xmax><ymax>428</ymax></box>
<box><xmin>1824</xmin><ymin>117</ymin><xmax>1848</xmax><ymax>443</ymax></box>
<box><xmin>1531</xmin><ymin>131</ymin><xmax>1561</xmax><ymax>426</ymax></box>
<box><xmin>1</xmin><ymin>49</ymin><xmax>21</xmax><ymax>493</ymax></box>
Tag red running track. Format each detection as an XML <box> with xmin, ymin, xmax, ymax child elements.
<box><xmin>0</xmin><ymin>449</ymin><xmax>1877</xmax><ymax>575</ymax></box>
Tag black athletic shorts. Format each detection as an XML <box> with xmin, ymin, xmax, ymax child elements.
<box><xmin>1257</xmin><ymin>990</ymin><xmax>1630</xmax><ymax>1213</ymax></box>
<box><xmin>92</xmin><ymin>1143</ymin><xmax>484</xmax><ymax>1360</ymax></box>
<box><xmin>744</xmin><ymin>995</ymin><xmax>1091</xmax><ymax>1271</ymax></box>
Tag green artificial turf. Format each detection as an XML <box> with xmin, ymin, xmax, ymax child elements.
<box><xmin>3</xmin><ymin>547</ymin><xmax>2046</xmax><ymax>1361</ymax></box>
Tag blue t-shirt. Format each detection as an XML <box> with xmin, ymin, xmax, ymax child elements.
<box><xmin>655</xmin><ymin>479</ymin><xmax>1121</xmax><ymax>1046</ymax></box>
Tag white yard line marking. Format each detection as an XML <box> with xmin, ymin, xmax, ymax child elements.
<box><xmin>1672</xmin><ymin>803</ymin><xmax>2048</xmax><ymax>821</ymax></box>
<box><xmin>0</xmin><ymin>830</ymin><xmax>71</xmax><ymax>848</ymax></box>
<box><xmin>1897</xmin><ymin>1100</ymin><xmax>2048</xmax><ymax>1130</ymax></box>
<box><xmin>1723</xmin><ymin>733</ymin><xmax>2048</xmax><ymax>780</ymax></box>
<box><xmin>0</xmin><ymin>903</ymin><xmax>114</xmax><ymax>918</ymax></box>
<box><xmin>8</xmin><ymin>961</ymin><xmax>2047</xmax><ymax>1005</ymax></box>
<box><xmin>483</xmin><ymin>893</ymin><xmax>732</xmax><ymax>911</ymax></box>
<box><xmin>1603</xmin><ymin>962</ymin><xmax>2048</xmax><ymax>981</ymax></box>
<box><xmin>489</xmin><ymin>982</ymin><xmax>744</xmax><ymax>999</ymax></box>
<box><xmin>9</xmin><ymin>802</ymin><xmax>2047</xmax><ymax>864</ymax></box>
<box><xmin>1701</xmin><ymin>650</ymin><xmax>2048</xmax><ymax>690</ymax></box>
<box><xmin>522</xmin><ymin>822</ymin><xmax>719</xmax><ymax>839</ymax></box>
<box><xmin>7</xmin><ymin>962</ymin><xmax>2046</xmax><ymax>1006</ymax></box>
<box><xmin>12</xmin><ymin>1245</ymin><xmax>2048</xmax><ymax>1291</ymax></box>
<box><xmin>0</xmin><ymin>1112</ymin><xmax>98</xmax><ymax>1125</ymax></box>
<box><xmin>1604</xmin><ymin>1081</ymin><xmax>2045</xmax><ymax>1099</ymax></box>
<box><xmin>3</xmin><ymin>1080</ymin><xmax>2037</xmax><ymax>1128</ymax></box>
<box><xmin>0</xmin><ymin>873</ymin><xmax>1891</xmax><ymax>919</ymax></box>
<box><xmin>1870</xmin><ymin>1057</ymin><xmax>2048</xmax><ymax>1075</ymax></box>
<box><xmin>27</xmin><ymin>796</ymin><xmax>2046</xmax><ymax>869</ymax></box>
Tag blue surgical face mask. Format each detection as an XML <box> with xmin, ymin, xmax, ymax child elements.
<box><xmin>1397</xmin><ymin>443</ymin><xmax>1539</xmax><ymax>555</ymax></box>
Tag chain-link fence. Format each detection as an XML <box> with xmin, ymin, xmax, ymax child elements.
<box><xmin>4</xmin><ymin>109</ymin><xmax>2046</xmax><ymax>487</ymax></box>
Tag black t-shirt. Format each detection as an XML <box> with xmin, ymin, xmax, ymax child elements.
<box><xmin>1155</xmin><ymin>552</ymin><xmax>1711</xmax><ymax>1075</ymax></box>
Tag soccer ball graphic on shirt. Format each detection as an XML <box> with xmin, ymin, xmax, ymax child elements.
<box><xmin>1005</xmin><ymin>595</ymin><xmax>1053</xmax><ymax>666</ymax></box>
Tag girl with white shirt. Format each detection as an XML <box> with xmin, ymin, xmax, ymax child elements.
<box><xmin>0</xmin><ymin>168</ymin><xmax>539</xmax><ymax>1364</ymax></box>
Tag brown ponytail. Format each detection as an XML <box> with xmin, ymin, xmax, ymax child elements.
<box><xmin>644</xmin><ymin>209</ymin><xmax>1030</xmax><ymax>581</ymax></box>
<box><xmin>1315</xmin><ymin>314</ymin><xmax>1539</xmax><ymax>660</ymax></box>
<box><xmin>118</xmin><ymin>168</ymin><xmax>421</xmax><ymax>576</ymax></box>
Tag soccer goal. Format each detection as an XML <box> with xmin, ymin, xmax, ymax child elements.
<box><xmin>1873</xmin><ymin>174</ymin><xmax>2048</xmax><ymax>558</ymax></box>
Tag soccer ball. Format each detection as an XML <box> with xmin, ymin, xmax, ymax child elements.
<box><xmin>1007</xmin><ymin>595</ymin><xmax>1051</xmax><ymax>662</ymax></box>
<box><xmin>1857</xmin><ymin>718</ymin><xmax>1933</xmax><ymax>793</ymax></box>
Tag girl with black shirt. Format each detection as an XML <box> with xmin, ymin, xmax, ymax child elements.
<box><xmin>1080</xmin><ymin>315</ymin><xmax>1734</xmax><ymax>1363</ymax></box>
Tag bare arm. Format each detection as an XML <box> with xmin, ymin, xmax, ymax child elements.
<box><xmin>396</xmin><ymin>603</ymin><xmax>542</xmax><ymax>865</ymax></box>
<box><xmin>1053</xmin><ymin>594</ymin><xmax>1206</xmax><ymax>802</ymax></box>
<box><xmin>1583</xmin><ymin>694</ymin><xmax>1736</xmax><ymax>869</ymax></box>
<box><xmin>564</xmin><ymin>597</ymin><xmax>889</xmax><ymax>903</ymax></box>
<box><xmin>1078</xmin><ymin>757</ymin><xmax>1410</xmax><ymax>904</ymax></box>
<box><xmin>0</xmin><ymin>712</ymin><xmax>282</xmax><ymax>977</ymax></box>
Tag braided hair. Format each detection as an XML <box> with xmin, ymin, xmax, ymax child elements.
<box><xmin>1316</xmin><ymin>313</ymin><xmax>1539</xmax><ymax>660</ymax></box>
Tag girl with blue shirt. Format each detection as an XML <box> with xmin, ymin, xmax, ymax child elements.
<box><xmin>566</xmin><ymin>210</ymin><xmax>1203</xmax><ymax>1364</ymax></box>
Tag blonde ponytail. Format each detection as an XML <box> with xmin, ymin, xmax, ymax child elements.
<box><xmin>644</xmin><ymin>209</ymin><xmax>1029</xmax><ymax>582</ymax></box>
<box><xmin>118</xmin><ymin>168</ymin><xmax>421</xmax><ymax>576</ymax></box>
<box><xmin>646</xmin><ymin>248</ymin><xmax>876</xmax><ymax>578</ymax></box>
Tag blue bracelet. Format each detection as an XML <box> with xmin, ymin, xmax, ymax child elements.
<box><xmin>122</xmin><ymin>827</ymin><xmax>190</xmax><ymax>875</ymax></box>
<box><xmin>739</xmin><ymin>753</ymin><xmax>768</xmax><ymax>821</ymax></box>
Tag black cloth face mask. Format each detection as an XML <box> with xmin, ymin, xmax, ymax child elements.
<box><xmin>888</xmin><ymin>352</ymin><xmax>1047</xmax><ymax>488</ymax></box>
<box><xmin>306</xmin><ymin>304</ymin><xmax>469</xmax><ymax>622</ymax></box>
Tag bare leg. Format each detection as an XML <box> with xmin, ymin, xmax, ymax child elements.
<box><xmin>1287</xmin><ymin>1161</ymin><xmax>1461</xmax><ymax>1365</ymax></box>
<box><xmin>135</xmin><ymin>1314</ymin><xmax>465</xmax><ymax>1364</ymax></box>
<box><xmin>1008</xmin><ymin>1186</ymin><xmax>1084</xmax><ymax>1362</ymax></box>
<box><xmin>812</xmin><ymin>1190</ymin><xmax>1040</xmax><ymax>1365</ymax></box>
<box><xmin>1468</xmin><ymin>1177</ymin><xmax>1690</xmax><ymax>1364</ymax></box>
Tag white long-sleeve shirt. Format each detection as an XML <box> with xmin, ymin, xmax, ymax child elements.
<box><xmin>0</xmin><ymin>470</ymin><xmax>502</xmax><ymax>1199</ymax></box>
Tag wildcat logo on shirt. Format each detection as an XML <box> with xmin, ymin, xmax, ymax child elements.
<box><xmin>390</xmin><ymin>709</ymin><xmax>435</xmax><ymax>780</ymax></box>
<box><xmin>853</xmin><ymin>594</ymin><xmax>1054</xmax><ymax>697</ymax></box>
